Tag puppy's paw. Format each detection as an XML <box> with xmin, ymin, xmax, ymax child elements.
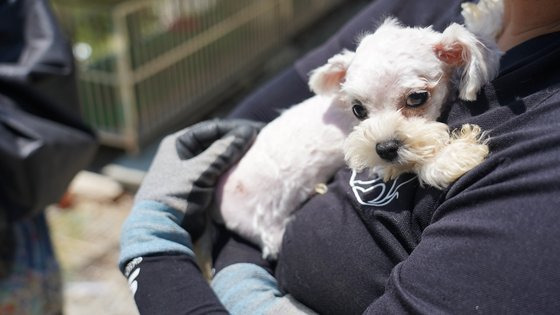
<box><xmin>452</xmin><ymin>124</ymin><xmax>487</xmax><ymax>145</ymax></box>
<box><xmin>260</xmin><ymin>228</ymin><xmax>285</xmax><ymax>260</ymax></box>
<box><xmin>419</xmin><ymin>124</ymin><xmax>489</xmax><ymax>188</ymax></box>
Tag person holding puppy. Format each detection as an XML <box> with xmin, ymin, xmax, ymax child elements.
<box><xmin>120</xmin><ymin>0</ymin><xmax>560</xmax><ymax>313</ymax></box>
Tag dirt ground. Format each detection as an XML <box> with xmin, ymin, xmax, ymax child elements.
<box><xmin>46</xmin><ymin>193</ymin><xmax>138</xmax><ymax>315</ymax></box>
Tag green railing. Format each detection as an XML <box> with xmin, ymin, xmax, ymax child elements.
<box><xmin>54</xmin><ymin>0</ymin><xmax>343</xmax><ymax>151</ymax></box>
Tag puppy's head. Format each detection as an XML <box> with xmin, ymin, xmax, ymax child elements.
<box><xmin>311</xmin><ymin>18</ymin><xmax>499</xmax><ymax>179</ymax></box>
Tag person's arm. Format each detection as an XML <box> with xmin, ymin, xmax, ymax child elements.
<box><xmin>120</xmin><ymin>125</ymin><xmax>313</xmax><ymax>314</ymax></box>
<box><xmin>119</xmin><ymin>119</ymin><xmax>261</xmax><ymax>314</ymax></box>
<box><xmin>210</xmin><ymin>232</ymin><xmax>316</xmax><ymax>315</ymax></box>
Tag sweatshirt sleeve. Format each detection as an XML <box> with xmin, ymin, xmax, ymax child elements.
<box><xmin>212</xmin><ymin>264</ymin><xmax>316</xmax><ymax>315</ymax></box>
<box><xmin>120</xmin><ymin>201</ymin><xmax>229</xmax><ymax>314</ymax></box>
<box><xmin>124</xmin><ymin>254</ymin><xmax>229</xmax><ymax>315</ymax></box>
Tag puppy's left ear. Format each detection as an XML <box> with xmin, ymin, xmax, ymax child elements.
<box><xmin>434</xmin><ymin>23</ymin><xmax>501</xmax><ymax>101</ymax></box>
<box><xmin>308</xmin><ymin>49</ymin><xmax>355</xmax><ymax>96</ymax></box>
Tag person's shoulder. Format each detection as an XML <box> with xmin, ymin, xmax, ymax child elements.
<box><xmin>443</xmin><ymin>82</ymin><xmax>560</xmax><ymax>201</ymax></box>
<box><xmin>488</xmin><ymin>86</ymin><xmax>560</xmax><ymax>170</ymax></box>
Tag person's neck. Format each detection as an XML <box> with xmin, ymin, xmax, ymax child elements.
<box><xmin>497</xmin><ymin>0</ymin><xmax>560</xmax><ymax>51</ymax></box>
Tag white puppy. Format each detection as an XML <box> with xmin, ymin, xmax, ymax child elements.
<box><xmin>215</xmin><ymin>4</ymin><xmax>502</xmax><ymax>259</ymax></box>
<box><xmin>337</xmin><ymin>17</ymin><xmax>501</xmax><ymax>189</ymax></box>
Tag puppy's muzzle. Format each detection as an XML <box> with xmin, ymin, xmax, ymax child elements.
<box><xmin>375</xmin><ymin>139</ymin><xmax>401</xmax><ymax>162</ymax></box>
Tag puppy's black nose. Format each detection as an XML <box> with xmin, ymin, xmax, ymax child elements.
<box><xmin>375</xmin><ymin>140</ymin><xmax>401</xmax><ymax>162</ymax></box>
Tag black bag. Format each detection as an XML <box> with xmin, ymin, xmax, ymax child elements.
<box><xmin>0</xmin><ymin>0</ymin><xmax>98</xmax><ymax>221</ymax></box>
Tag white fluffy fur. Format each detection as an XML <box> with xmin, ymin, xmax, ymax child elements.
<box><xmin>215</xmin><ymin>95</ymin><xmax>355</xmax><ymax>259</ymax></box>
<box><xmin>462</xmin><ymin>0</ymin><xmax>504</xmax><ymax>41</ymax></box>
<box><xmin>344</xmin><ymin>111</ymin><xmax>489</xmax><ymax>189</ymax></box>
<box><xmin>438</xmin><ymin>23</ymin><xmax>500</xmax><ymax>100</ymax></box>
<box><xmin>213</xmin><ymin>3</ymin><xmax>502</xmax><ymax>260</ymax></box>
<box><xmin>309</xmin><ymin>50</ymin><xmax>355</xmax><ymax>96</ymax></box>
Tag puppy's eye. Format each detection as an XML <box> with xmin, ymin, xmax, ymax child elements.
<box><xmin>351</xmin><ymin>100</ymin><xmax>368</xmax><ymax>120</ymax></box>
<box><xmin>406</xmin><ymin>91</ymin><xmax>430</xmax><ymax>107</ymax></box>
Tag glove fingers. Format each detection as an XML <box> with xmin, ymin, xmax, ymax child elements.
<box><xmin>192</xmin><ymin>125</ymin><xmax>258</xmax><ymax>187</ymax></box>
<box><xmin>213</xmin><ymin>119</ymin><xmax>264</xmax><ymax>136</ymax></box>
<box><xmin>176</xmin><ymin>119</ymin><xmax>263</xmax><ymax>159</ymax></box>
<box><xmin>180</xmin><ymin>124</ymin><xmax>260</xmax><ymax>234</ymax></box>
<box><xmin>175</xmin><ymin>121</ymin><xmax>219</xmax><ymax>159</ymax></box>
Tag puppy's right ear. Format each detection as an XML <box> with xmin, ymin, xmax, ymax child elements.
<box><xmin>308</xmin><ymin>50</ymin><xmax>355</xmax><ymax>95</ymax></box>
<box><xmin>434</xmin><ymin>23</ymin><xmax>501</xmax><ymax>101</ymax></box>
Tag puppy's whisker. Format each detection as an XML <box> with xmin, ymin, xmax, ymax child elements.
<box><xmin>429</xmin><ymin>72</ymin><xmax>445</xmax><ymax>88</ymax></box>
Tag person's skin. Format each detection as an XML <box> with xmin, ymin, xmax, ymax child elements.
<box><xmin>498</xmin><ymin>0</ymin><xmax>560</xmax><ymax>51</ymax></box>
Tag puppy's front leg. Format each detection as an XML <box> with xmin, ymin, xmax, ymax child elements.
<box><xmin>419</xmin><ymin>124</ymin><xmax>489</xmax><ymax>189</ymax></box>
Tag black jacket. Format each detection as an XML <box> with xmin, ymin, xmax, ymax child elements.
<box><xmin>0</xmin><ymin>0</ymin><xmax>97</xmax><ymax>221</ymax></box>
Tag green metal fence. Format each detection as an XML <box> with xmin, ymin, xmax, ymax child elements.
<box><xmin>54</xmin><ymin>0</ymin><xmax>344</xmax><ymax>152</ymax></box>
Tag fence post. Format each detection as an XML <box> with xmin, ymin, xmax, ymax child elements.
<box><xmin>113</xmin><ymin>5</ymin><xmax>139</xmax><ymax>153</ymax></box>
<box><xmin>278</xmin><ymin>0</ymin><xmax>293</xmax><ymax>37</ymax></box>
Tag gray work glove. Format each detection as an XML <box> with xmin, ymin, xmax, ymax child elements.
<box><xmin>137</xmin><ymin>118</ymin><xmax>262</xmax><ymax>238</ymax></box>
<box><xmin>119</xmin><ymin>119</ymin><xmax>262</xmax><ymax>271</ymax></box>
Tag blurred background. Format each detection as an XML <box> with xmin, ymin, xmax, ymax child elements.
<box><xmin>44</xmin><ymin>0</ymin><xmax>368</xmax><ymax>313</ymax></box>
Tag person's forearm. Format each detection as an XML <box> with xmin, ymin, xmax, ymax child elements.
<box><xmin>120</xmin><ymin>201</ymin><xmax>228</xmax><ymax>314</ymax></box>
<box><xmin>119</xmin><ymin>200</ymin><xmax>195</xmax><ymax>270</ymax></box>
<box><xmin>125</xmin><ymin>254</ymin><xmax>228</xmax><ymax>314</ymax></box>
<box><xmin>120</xmin><ymin>203</ymin><xmax>314</xmax><ymax>315</ymax></box>
<box><xmin>212</xmin><ymin>263</ymin><xmax>315</xmax><ymax>315</ymax></box>
<box><xmin>211</xmin><ymin>230</ymin><xmax>315</xmax><ymax>314</ymax></box>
